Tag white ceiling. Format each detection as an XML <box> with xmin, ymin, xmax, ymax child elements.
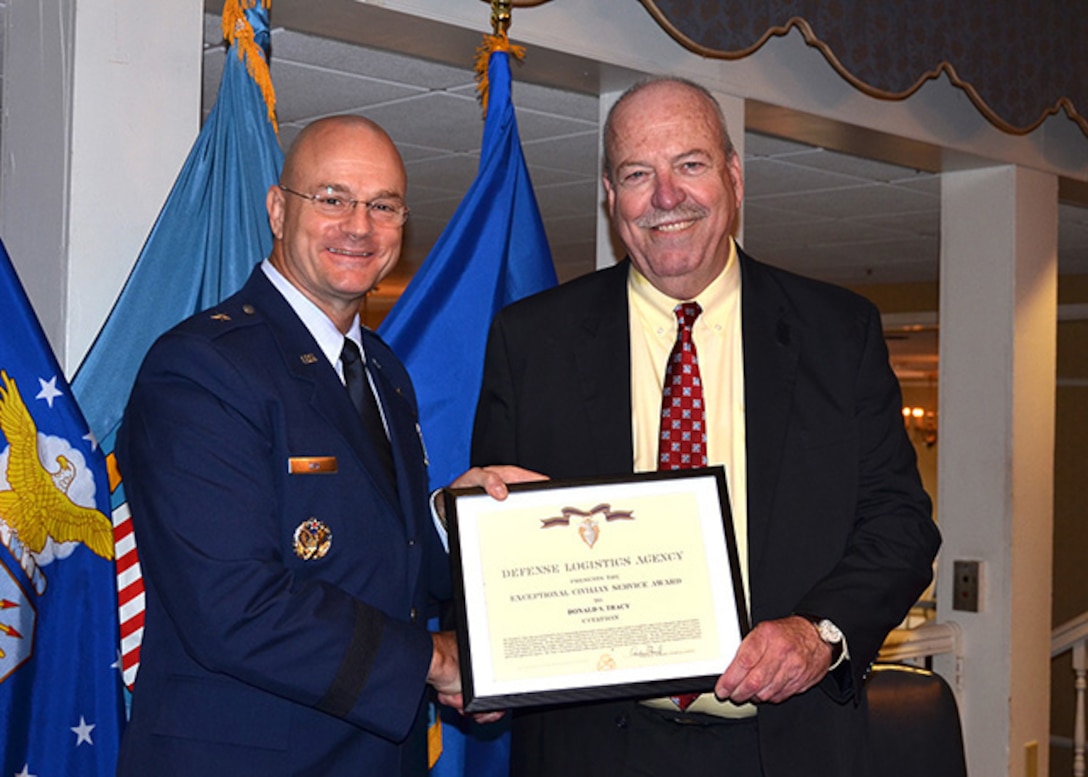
<box><xmin>197</xmin><ymin>15</ymin><xmax>1088</xmax><ymax>381</ymax></box>
<box><xmin>6</xmin><ymin>6</ymin><xmax>1086</xmax><ymax>380</ymax></box>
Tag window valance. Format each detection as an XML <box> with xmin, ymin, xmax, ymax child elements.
<box><xmin>641</xmin><ymin>0</ymin><xmax>1087</xmax><ymax>138</ymax></box>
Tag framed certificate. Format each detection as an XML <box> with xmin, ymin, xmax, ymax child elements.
<box><xmin>444</xmin><ymin>466</ymin><xmax>749</xmax><ymax>712</ymax></box>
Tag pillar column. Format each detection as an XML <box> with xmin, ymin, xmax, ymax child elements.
<box><xmin>0</xmin><ymin>0</ymin><xmax>203</xmax><ymax>369</ymax></box>
<box><xmin>936</xmin><ymin>164</ymin><xmax>1058</xmax><ymax>777</ymax></box>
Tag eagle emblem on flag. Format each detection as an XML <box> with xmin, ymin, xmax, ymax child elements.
<box><xmin>0</xmin><ymin>370</ymin><xmax>114</xmax><ymax>596</ymax></box>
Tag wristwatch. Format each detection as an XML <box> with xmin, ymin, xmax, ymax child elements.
<box><xmin>798</xmin><ymin>614</ymin><xmax>845</xmax><ymax>666</ymax></box>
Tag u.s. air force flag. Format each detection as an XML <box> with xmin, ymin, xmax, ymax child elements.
<box><xmin>0</xmin><ymin>238</ymin><xmax>125</xmax><ymax>775</ymax></box>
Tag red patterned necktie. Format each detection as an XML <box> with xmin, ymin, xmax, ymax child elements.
<box><xmin>658</xmin><ymin>302</ymin><xmax>707</xmax><ymax>471</ymax></box>
<box><xmin>657</xmin><ymin>301</ymin><xmax>706</xmax><ymax>712</ymax></box>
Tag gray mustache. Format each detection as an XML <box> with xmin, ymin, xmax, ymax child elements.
<box><xmin>636</xmin><ymin>205</ymin><xmax>708</xmax><ymax>228</ymax></box>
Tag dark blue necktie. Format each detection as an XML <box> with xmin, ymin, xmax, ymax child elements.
<box><xmin>341</xmin><ymin>337</ymin><xmax>395</xmax><ymax>483</ymax></box>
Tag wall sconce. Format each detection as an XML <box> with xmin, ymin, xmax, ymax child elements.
<box><xmin>902</xmin><ymin>406</ymin><xmax>938</xmax><ymax>448</ymax></box>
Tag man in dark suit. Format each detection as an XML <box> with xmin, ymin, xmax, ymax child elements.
<box><xmin>117</xmin><ymin>115</ymin><xmax>508</xmax><ymax>777</ymax></box>
<box><xmin>472</xmin><ymin>78</ymin><xmax>941</xmax><ymax>776</ymax></box>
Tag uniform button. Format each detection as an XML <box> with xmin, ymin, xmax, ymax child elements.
<box><xmin>410</xmin><ymin>607</ymin><xmax>418</xmax><ymax>622</ymax></box>
<box><xmin>407</xmin><ymin>538</ymin><xmax>416</xmax><ymax>546</ymax></box>
<box><xmin>614</xmin><ymin>715</ymin><xmax>628</xmax><ymax>729</ymax></box>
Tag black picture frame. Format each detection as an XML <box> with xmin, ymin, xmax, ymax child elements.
<box><xmin>444</xmin><ymin>466</ymin><xmax>749</xmax><ymax>712</ymax></box>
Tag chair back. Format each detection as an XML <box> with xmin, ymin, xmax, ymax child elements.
<box><xmin>865</xmin><ymin>663</ymin><xmax>967</xmax><ymax>777</ymax></box>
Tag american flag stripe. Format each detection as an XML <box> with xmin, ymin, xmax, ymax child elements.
<box><xmin>112</xmin><ymin>496</ymin><xmax>145</xmax><ymax>690</ymax></box>
<box><xmin>117</xmin><ymin>580</ymin><xmax>144</xmax><ymax>610</ymax></box>
<box><xmin>116</xmin><ymin>562</ymin><xmax>142</xmax><ymax>593</ymax></box>
<box><xmin>120</xmin><ymin>625</ymin><xmax>144</xmax><ymax>659</ymax></box>
<box><xmin>115</xmin><ymin>526</ymin><xmax>137</xmax><ymax>558</ymax></box>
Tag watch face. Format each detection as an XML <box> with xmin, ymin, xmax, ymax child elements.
<box><xmin>816</xmin><ymin>620</ymin><xmax>843</xmax><ymax>644</ymax></box>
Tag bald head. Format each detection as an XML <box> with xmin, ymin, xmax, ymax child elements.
<box><xmin>603</xmin><ymin>77</ymin><xmax>735</xmax><ymax>183</ymax></box>
<box><xmin>281</xmin><ymin>115</ymin><xmax>406</xmax><ymax>191</ymax></box>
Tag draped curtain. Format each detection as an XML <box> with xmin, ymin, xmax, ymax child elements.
<box><xmin>640</xmin><ymin>0</ymin><xmax>1088</xmax><ymax>138</ymax></box>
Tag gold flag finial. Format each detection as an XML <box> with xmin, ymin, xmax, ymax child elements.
<box><xmin>490</xmin><ymin>0</ymin><xmax>513</xmax><ymax>36</ymax></box>
<box><xmin>474</xmin><ymin>1</ymin><xmax>527</xmax><ymax>118</ymax></box>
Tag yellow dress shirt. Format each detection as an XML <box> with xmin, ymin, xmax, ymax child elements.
<box><xmin>628</xmin><ymin>240</ymin><xmax>755</xmax><ymax>718</ymax></box>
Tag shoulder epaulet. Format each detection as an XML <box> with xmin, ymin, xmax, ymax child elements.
<box><xmin>176</xmin><ymin>298</ymin><xmax>265</xmax><ymax>339</ymax></box>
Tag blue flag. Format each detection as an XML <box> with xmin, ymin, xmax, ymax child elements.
<box><xmin>0</xmin><ymin>238</ymin><xmax>125</xmax><ymax>776</ymax></box>
<box><xmin>379</xmin><ymin>45</ymin><xmax>557</xmax><ymax>777</ymax></box>
<box><xmin>71</xmin><ymin>0</ymin><xmax>283</xmax><ymax>690</ymax></box>
<box><xmin>379</xmin><ymin>48</ymin><xmax>558</xmax><ymax>494</ymax></box>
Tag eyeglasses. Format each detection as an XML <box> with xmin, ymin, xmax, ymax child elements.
<box><xmin>278</xmin><ymin>184</ymin><xmax>410</xmax><ymax>226</ymax></box>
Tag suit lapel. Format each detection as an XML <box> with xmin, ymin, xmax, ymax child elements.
<box><xmin>570</xmin><ymin>262</ymin><xmax>635</xmax><ymax>476</ymax></box>
<box><xmin>360</xmin><ymin>329</ymin><xmax>429</xmax><ymax>536</ymax></box>
<box><xmin>739</xmin><ymin>253</ymin><xmax>800</xmax><ymax>579</ymax></box>
<box><xmin>244</xmin><ymin>270</ymin><xmax>402</xmax><ymax>510</ymax></box>
<box><xmin>362</xmin><ymin>331</ymin><xmax>426</xmax><ymax>593</ymax></box>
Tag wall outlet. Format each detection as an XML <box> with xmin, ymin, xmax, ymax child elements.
<box><xmin>952</xmin><ymin>559</ymin><xmax>981</xmax><ymax>612</ymax></box>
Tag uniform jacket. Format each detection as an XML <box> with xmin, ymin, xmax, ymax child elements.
<box><xmin>117</xmin><ymin>267</ymin><xmax>449</xmax><ymax>777</ymax></box>
<box><xmin>471</xmin><ymin>253</ymin><xmax>940</xmax><ymax>776</ymax></box>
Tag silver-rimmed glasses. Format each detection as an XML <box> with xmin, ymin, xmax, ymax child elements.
<box><xmin>278</xmin><ymin>184</ymin><xmax>410</xmax><ymax>226</ymax></box>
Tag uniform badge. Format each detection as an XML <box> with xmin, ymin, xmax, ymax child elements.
<box><xmin>293</xmin><ymin>518</ymin><xmax>332</xmax><ymax>560</ymax></box>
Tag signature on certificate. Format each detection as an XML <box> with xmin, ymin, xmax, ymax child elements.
<box><xmin>630</xmin><ymin>644</ymin><xmax>667</xmax><ymax>658</ymax></box>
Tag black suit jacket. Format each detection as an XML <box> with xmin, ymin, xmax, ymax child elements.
<box><xmin>472</xmin><ymin>253</ymin><xmax>939</xmax><ymax>776</ymax></box>
<box><xmin>117</xmin><ymin>267</ymin><xmax>448</xmax><ymax>777</ymax></box>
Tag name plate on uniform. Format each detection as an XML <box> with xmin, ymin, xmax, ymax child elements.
<box><xmin>444</xmin><ymin>467</ymin><xmax>749</xmax><ymax>712</ymax></box>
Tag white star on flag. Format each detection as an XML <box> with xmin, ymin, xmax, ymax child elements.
<box><xmin>35</xmin><ymin>375</ymin><xmax>63</xmax><ymax>408</ymax></box>
<box><xmin>16</xmin><ymin>765</ymin><xmax>37</xmax><ymax>777</ymax></box>
<box><xmin>70</xmin><ymin>716</ymin><xmax>95</xmax><ymax>746</ymax></box>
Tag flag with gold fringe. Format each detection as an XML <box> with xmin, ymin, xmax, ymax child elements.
<box><xmin>379</xmin><ymin>36</ymin><xmax>557</xmax><ymax>495</ymax></box>
<box><xmin>71</xmin><ymin>0</ymin><xmax>283</xmax><ymax>692</ymax></box>
<box><xmin>0</xmin><ymin>237</ymin><xmax>125</xmax><ymax>776</ymax></box>
<box><xmin>378</xmin><ymin>34</ymin><xmax>557</xmax><ymax>777</ymax></box>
